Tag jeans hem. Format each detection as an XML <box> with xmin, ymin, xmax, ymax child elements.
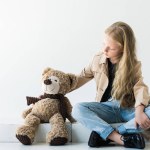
<box><xmin>100</xmin><ymin>127</ymin><xmax>115</xmax><ymax>140</ymax></box>
<box><xmin>117</xmin><ymin>125</ymin><xmax>126</xmax><ymax>134</ymax></box>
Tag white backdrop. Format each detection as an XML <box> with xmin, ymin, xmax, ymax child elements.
<box><xmin>0</xmin><ymin>0</ymin><xmax>150</xmax><ymax>119</ymax></box>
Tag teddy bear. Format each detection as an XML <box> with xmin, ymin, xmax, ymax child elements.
<box><xmin>16</xmin><ymin>67</ymin><xmax>77</xmax><ymax>145</ymax></box>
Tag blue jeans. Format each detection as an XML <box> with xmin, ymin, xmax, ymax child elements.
<box><xmin>72</xmin><ymin>98</ymin><xmax>150</xmax><ymax>140</ymax></box>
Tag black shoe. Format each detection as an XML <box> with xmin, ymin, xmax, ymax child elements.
<box><xmin>121</xmin><ymin>133</ymin><xmax>145</xmax><ymax>149</ymax></box>
<box><xmin>88</xmin><ymin>131</ymin><xmax>112</xmax><ymax>147</ymax></box>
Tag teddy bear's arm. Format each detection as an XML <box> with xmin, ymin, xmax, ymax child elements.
<box><xmin>67</xmin><ymin>114</ymin><xmax>76</xmax><ymax>123</ymax></box>
<box><xmin>63</xmin><ymin>97</ymin><xmax>76</xmax><ymax>123</ymax></box>
<box><xmin>22</xmin><ymin>107</ymin><xmax>32</xmax><ymax>119</ymax></box>
<box><xmin>63</xmin><ymin>97</ymin><xmax>72</xmax><ymax>113</ymax></box>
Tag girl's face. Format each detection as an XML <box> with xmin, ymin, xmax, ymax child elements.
<box><xmin>102</xmin><ymin>34</ymin><xmax>123</xmax><ymax>62</ymax></box>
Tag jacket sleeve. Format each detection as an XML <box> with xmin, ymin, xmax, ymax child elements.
<box><xmin>134</xmin><ymin>62</ymin><xmax>150</xmax><ymax>107</ymax></box>
<box><xmin>70</xmin><ymin>56</ymin><xmax>95</xmax><ymax>92</ymax></box>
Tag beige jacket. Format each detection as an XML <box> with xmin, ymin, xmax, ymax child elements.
<box><xmin>73</xmin><ymin>51</ymin><xmax>150</xmax><ymax>107</ymax></box>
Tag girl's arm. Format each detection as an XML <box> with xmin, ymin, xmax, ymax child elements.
<box><xmin>133</xmin><ymin>61</ymin><xmax>150</xmax><ymax>107</ymax></box>
<box><xmin>135</xmin><ymin>104</ymin><xmax>150</xmax><ymax>129</ymax></box>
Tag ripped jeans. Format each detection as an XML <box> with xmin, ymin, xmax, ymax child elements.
<box><xmin>72</xmin><ymin>98</ymin><xmax>150</xmax><ymax>140</ymax></box>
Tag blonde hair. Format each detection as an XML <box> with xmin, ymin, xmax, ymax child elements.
<box><xmin>105</xmin><ymin>21</ymin><xmax>138</xmax><ymax>107</ymax></box>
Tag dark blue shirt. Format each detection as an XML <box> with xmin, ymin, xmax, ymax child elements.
<box><xmin>101</xmin><ymin>59</ymin><xmax>116</xmax><ymax>102</ymax></box>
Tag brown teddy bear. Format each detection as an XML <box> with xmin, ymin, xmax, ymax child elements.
<box><xmin>16</xmin><ymin>67</ymin><xmax>77</xmax><ymax>145</ymax></box>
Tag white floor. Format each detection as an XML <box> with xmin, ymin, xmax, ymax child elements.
<box><xmin>0</xmin><ymin>119</ymin><xmax>150</xmax><ymax>149</ymax></box>
<box><xmin>0</xmin><ymin>142</ymin><xmax>150</xmax><ymax>150</ymax></box>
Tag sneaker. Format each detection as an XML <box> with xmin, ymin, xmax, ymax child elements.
<box><xmin>88</xmin><ymin>131</ymin><xmax>112</xmax><ymax>147</ymax></box>
<box><xmin>121</xmin><ymin>133</ymin><xmax>145</xmax><ymax>149</ymax></box>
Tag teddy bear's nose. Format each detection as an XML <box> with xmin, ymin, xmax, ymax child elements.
<box><xmin>44</xmin><ymin>79</ymin><xmax>52</xmax><ymax>85</ymax></box>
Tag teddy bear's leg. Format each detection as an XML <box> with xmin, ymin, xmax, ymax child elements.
<box><xmin>16</xmin><ymin>113</ymin><xmax>40</xmax><ymax>145</ymax></box>
<box><xmin>47</xmin><ymin>113</ymin><xmax>68</xmax><ymax>145</ymax></box>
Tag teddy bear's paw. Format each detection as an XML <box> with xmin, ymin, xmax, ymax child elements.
<box><xmin>16</xmin><ymin>134</ymin><xmax>32</xmax><ymax>145</ymax></box>
<box><xmin>68</xmin><ymin>117</ymin><xmax>76</xmax><ymax>123</ymax></box>
<box><xmin>50</xmin><ymin>137</ymin><xmax>68</xmax><ymax>145</ymax></box>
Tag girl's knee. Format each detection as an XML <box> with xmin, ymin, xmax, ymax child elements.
<box><xmin>145</xmin><ymin>106</ymin><xmax>150</xmax><ymax>117</ymax></box>
<box><xmin>72</xmin><ymin>102</ymin><xmax>88</xmax><ymax>118</ymax></box>
<box><xmin>73</xmin><ymin>102</ymin><xmax>84</xmax><ymax>113</ymax></box>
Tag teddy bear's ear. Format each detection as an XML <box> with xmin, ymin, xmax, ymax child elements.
<box><xmin>67</xmin><ymin>73</ymin><xmax>78</xmax><ymax>92</ymax></box>
<box><xmin>42</xmin><ymin>67</ymin><xmax>53</xmax><ymax>75</ymax></box>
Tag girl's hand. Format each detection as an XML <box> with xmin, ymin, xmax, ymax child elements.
<box><xmin>135</xmin><ymin>105</ymin><xmax>150</xmax><ymax>129</ymax></box>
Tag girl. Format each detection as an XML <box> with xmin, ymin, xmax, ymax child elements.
<box><xmin>72</xmin><ymin>22</ymin><xmax>150</xmax><ymax>149</ymax></box>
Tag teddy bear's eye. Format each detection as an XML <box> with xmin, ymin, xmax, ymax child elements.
<box><xmin>55</xmin><ymin>80</ymin><xmax>57</xmax><ymax>82</ymax></box>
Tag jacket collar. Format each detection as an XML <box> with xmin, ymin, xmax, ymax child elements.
<box><xmin>99</xmin><ymin>52</ymin><xmax>107</xmax><ymax>64</ymax></box>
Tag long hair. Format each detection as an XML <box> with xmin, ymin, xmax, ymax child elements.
<box><xmin>105</xmin><ymin>22</ymin><xmax>138</xmax><ymax>107</ymax></box>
